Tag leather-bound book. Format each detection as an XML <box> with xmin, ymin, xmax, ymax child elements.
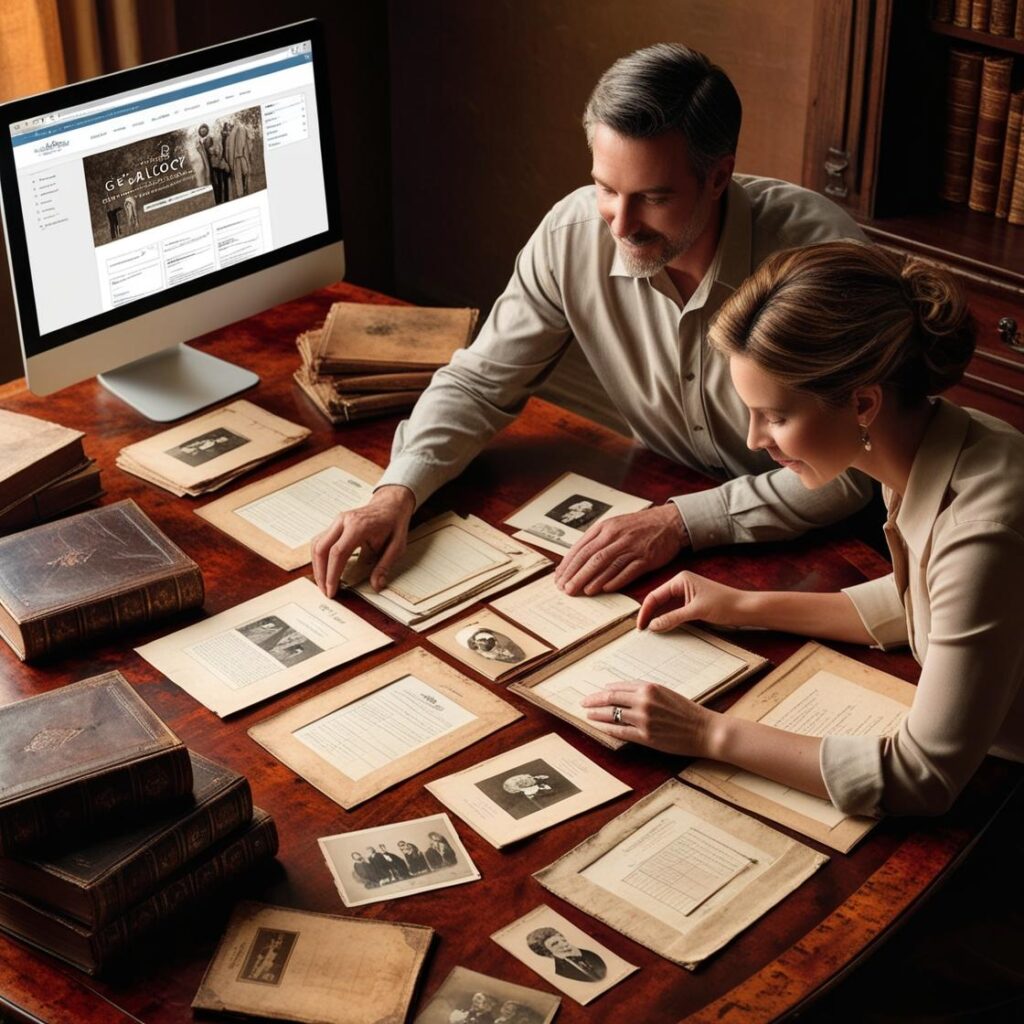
<box><xmin>312</xmin><ymin>302</ymin><xmax>477</xmax><ymax>373</ymax></box>
<box><xmin>0</xmin><ymin>498</ymin><xmax>204</xmax><ymax>661</ymax></box>
<box><xmin>953</xmin><ymin>0</ymin><xmax>972</xmax><ymax>26</ymax></box>
<box><xmin>932</xmin><ymin>1</ymin><xmax>954</xmax><ymax>23</ymax></box>
<box><xmin>0</xmin><ymin>752</ymin><xmax>252</xmax><ymax>926</ymax></box>
<box><xmin>1017</xmin><ymin>0</ymin><xmax>1024</xmax><ymax>38</ymax></box>
<box><xmin>0</xmin><ymin>672</ymin><xmax>193</xmax><ymax>856</ymax></box>
<box><xmin>0</xmin><ymin>808</ymin><xmax>277</xmax><ymax>975</ymax></box>
<box><xmin>996</xmin><ymin>90</ymin><xmax>1024</xmax><ymax>217</ymax></box>
<box><xmin>989</xmin><ymin>0</ymin><xmax>1015</xmax><ymax>35</ymax></box>
<box><xmin>970</xmin><ymin>0</ymin><xmax>992</xmax><ymax>31</ymax></box>
<box><xmin>940</xmin><ymin>49</ymin><xmax>985</xmax><ymax>203</ymax></box>
<box><xmin>0</xmin><ymin>463</ymin><xmax>103</xmax><ymax>536</ymax></box>
<box><xmin>0</xmin><ymin>410</ymin><xmax>86</xmax><ymax>514</ymax></box>
<box><xmin>293</xmin><ymin>367</ymin><xmax>422</xmax><ymax>424</ymax></box>
<box><xmin>969</xmin><ymin>55</ymin><xmax>1014</xmax><ymax>213</ymax></box>
<box><xmin>1007</xmin><ymin>130</ymin><xmax>1024</xmax><ymax>223</ymax></box>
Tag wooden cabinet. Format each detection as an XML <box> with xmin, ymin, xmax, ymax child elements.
<box><xmin>804</xmin><ymin>0</ymin><xmax>1024</xmax><ymax>428</ymax></box>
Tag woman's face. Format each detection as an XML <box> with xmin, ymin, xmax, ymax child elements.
<box><xmin>729</xmin><ymin>354</ymin><xmax>862</xmax><ymax>490</ymax></box>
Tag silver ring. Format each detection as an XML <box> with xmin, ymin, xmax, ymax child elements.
<box><xmin>612</xmin><ymin>706</ymin><xmax>623</xmax><ymax>725</ymax></box>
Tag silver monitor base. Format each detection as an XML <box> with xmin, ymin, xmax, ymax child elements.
<box><xmin>98</xmin><ymin>344</ymin><xmax>259</xmax><ymax>422</ymax></box>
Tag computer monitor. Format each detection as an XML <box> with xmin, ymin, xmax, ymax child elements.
<box><xmin>0</xmin><ymin>19</ymin><xmax>343</xmax><ymax>421</ymax></box>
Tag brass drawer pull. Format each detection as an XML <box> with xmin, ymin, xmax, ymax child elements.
<box><xmin>998</xmin><ymin>317</ymin><xmax>1024</xmax><ymax>353</ymax></box>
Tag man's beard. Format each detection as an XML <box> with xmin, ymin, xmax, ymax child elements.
<box><xmin>615</xmin><ymin>187</ymin><xmax>713</xmax><ymax>278</ymax></box>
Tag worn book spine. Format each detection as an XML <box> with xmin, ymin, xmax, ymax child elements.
<box><xmin>1007</xmin><ymin>130</ymin><xmax>1024</xmax><ymax>222</ymax></box>
<box><xmin>970</xmin><ymin>0</ymin><xmax>992</xmax><ymax>31</ymax></box>
<box><xmin>933</xmin><ymin>0</ymin><xmax>954</xmax><ymax>21</ymax></box>
<box><xmin>954</xmin><ymin>0</ymin><xmax>973</xmax><ymax>25</ymax></box>
<box><xmin>0</xmin><ymin>810</ymin><xmax>276</xmax><ymax>975</ymax></box>
<box><xmin>1017</xmin><ymin>0</ymin><xmax>1024</xmax><ymax>38</ymax></box>
<box><xmin>941</xmin><ymin>49</ymin><xmax>985</xmax><ymax>203</ymax></box>
<box><xmin>995</xmin><ymin>91</ymin><xmax>1024</xmax><ymax>217</ymax></box>
<box><xmin>16</xmin><ymin>566</ymin><xmax>204</xmax><ymax>662</ymax></box>
<box><xmin>329</xmin><ymin>370</ymin><xmax>436</xmax><ymax>392</ymax></box>
<box><xmin>969</xmin><ymin>55</ymin><xmax>1015</xmax><ymax>212</ymax></box>
<box><xmin>0</xmin><ymin>747</ymin><xmax>194</xmax><ymax>858</ymax></box>
<box><xmin>989</xmin><ymin>0</ymin><xmax>1015</xmax><ymax>34</ymax></box>
<box><xmin>0</xmin><ymin>466</ymin><xmax>102</xmax><ymax>536</ymax></box>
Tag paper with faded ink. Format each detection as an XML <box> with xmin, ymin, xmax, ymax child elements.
<box><xmin>490</xmin><ymin>574</ymin><xmax>638</xmax><ymax>649</ymax></box>
<box><xmin>491</xmin><ymin>904</ymin><xmax>638</xmax><ymax>1005</ymax></box>
<box><xmin>135</xmin><ymin>578</ymin><xmax>391</xmax><ymax>717</ymax></box>
<box><xmin>504</xmin><ymin>472</ymin><xmax>651</xmax><ymax>555</ymax></box>
<box><xmin>293</xmin><ymin>674</ymin><xmax>479</xmax><ymax>781</ymax></box>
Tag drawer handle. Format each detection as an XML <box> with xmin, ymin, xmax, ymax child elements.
<box><xmin>998</xmin><ymin>317</ymin><xmax>1024</xmax><ymax>353</ymax></box>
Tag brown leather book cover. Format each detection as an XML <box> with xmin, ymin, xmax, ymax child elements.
<box><xmin>0</xmin><ymin>498</ymin><xmax>204</xmax><ymax>661</ymax></box>
<box><xmin>312</xmin><ymin>302</ymin><xmax>477</xmax><ymax>373</ymax></box>
<box><xmin>1007</xmin><ymin>128</ymin><xmax>1024</xmax><ymax>223</ymax></box>
<box><xmin>940</xmin><ymin>48</ymin><xmax>984</xmax><ymax>204</ymax></box>
<box><xmin>297</xmin><ymin>327</ymin><xmax>435</xmax><ymax>391</ymax></box>
<box><xmin>0</xmin><ymin>751</ymin><xmax>252</xmax><ymax>926</ymax></box>
<box><xmin>294</xmin><ymin>367</ymin><xmax>422</xmax><ymax>424</ymax></box>
<box><xmin>0</xmin><ymin>463</ymin><xmax>103</xmax><ymax>536</ymax></box>
<box><xmin>0</xmin><ymin>671</ymin><xmax>193</xmax><ymax>856</ymax></box>
<box><xmin>0</xmin><ymin>808</ymin><xmax>277</xmax><ymax>975</ymax></box>
<box><xmin>969</xmin><ymin>55</ymin><xmax>1014</xmax><ymax>213</ymax></box>
<box><xmin>989</xmin><ymin>0</ymin><xmax>1014</xmax><ymax>35</ymax></box>
<box><xmin>953</xmin><ymin>0</ymin><xmax>972</xmax><ymax>27</ymax></box>
<box><xmin>1017</xmin><ymin>0</ymin><xmax>1024</xmax><ymax>38</ymax></box>
<box><xmin>995</xmin><ymin>90</ymin><xmax>1024</xmax><ymax>217</ymax></box>
<box><xmin>970</xmin><ymin>0</ymin><xmax>992</xmax><ymax>32</ymax></box>
<box><xmin>0</xmin><ymin>410</ymin><xmax>85</xmax><ymax>514</ymax></box>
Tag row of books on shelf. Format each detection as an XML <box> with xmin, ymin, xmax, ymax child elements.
<box><xmin>935</xmin><ymin>0</ymin><xmax>1024</xmax><ymax>38</ymax></box>
<box><xmin>941</xmin><ymin>47</ymin><xmax>1024</xmax><ymax>223</ymax></box>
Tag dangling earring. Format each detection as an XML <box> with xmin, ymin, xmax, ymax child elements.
<box><xmin>859</xmin><ymin>424</ymin><xmax>872</xmax><ymax>452</ymax></box>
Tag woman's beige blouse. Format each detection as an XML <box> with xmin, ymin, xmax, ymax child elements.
<box><xmin>823</xmin><ymin>400</ymin><xmax>1024</xmax><ymax>816</ymax></box>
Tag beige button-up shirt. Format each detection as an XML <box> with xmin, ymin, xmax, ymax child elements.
<box><xmin>377</xmin><ymin>176</ymin><xmax>873</xmax><ymax>548</ymax></box>
<box><xmin>825</xmin><ymin>401</ymin><xmax>1024</xmax><ymax>816</ymax></box>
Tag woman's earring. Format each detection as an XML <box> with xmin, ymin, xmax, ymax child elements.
<box><xmin>859</xmin><ymin>424</ymin><xmax>873</xmax><ymax>452</ymax></box>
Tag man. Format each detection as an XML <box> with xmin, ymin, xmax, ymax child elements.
<box><xmin>456</xmin><ymin>625</ymin><xmax>526</xmax><ymax>664</ymax></box>
<box><xmin>525</xmin><ymin>927</ymin><xmax>607</xmax><ymax>983</ymax></box>
<box><xmin>312</xmin><ymin>43</ymin><xmax>870</xmax><ymax>600</ymax></box>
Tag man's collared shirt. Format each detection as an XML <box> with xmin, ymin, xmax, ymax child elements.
<box><xmin>378</xmin><ymin>176</ymin><xmax>872</xmax><ymax>548</ymax></box>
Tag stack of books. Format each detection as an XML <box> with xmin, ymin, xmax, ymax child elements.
<box><xmin>0</xmin><ymin>409</ymin><xmax>103</xmax><ymax>536</ymax></box>
<box><xmin>294</xmin><ymin>301</ymin><xmax>478</xmax><ymax>424</ymax></box>
<box><xmin>0</xmin><ymin>672</ymin><xmax>277</xmax><ymax>975</ymax></box>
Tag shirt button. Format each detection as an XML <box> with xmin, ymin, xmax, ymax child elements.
<box><xmin>684</xmin><ymin>372</ymin><xmax>696</xmax><ymax>381</ymax></box>
<box><xmin>694</xmin><ymin>425</ymin><xmax>704</xmax><ymax>432</ymax></box>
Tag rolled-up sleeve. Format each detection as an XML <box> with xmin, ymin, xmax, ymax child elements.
<box><xmin>842</xmin><ymin>573</ymin><xmax>909</xmax><ymax>651</ymax></box>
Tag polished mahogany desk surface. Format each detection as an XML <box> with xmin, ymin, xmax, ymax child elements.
<box><xmin>0</xmin><ymin>283</ymin><xmax>1018</xmax><ymax>1024</ymax></box>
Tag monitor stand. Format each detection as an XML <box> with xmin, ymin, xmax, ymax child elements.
<box><xmin>98</xmin><ymin>344</ymin><xmax>259</xmax><ymax>422</ymax></box>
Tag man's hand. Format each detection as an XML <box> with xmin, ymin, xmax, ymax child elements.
<box><xmin>311</xmin><ymin>485</ymin><xmax>416</xmax><ymax>597</ymax></box>
<box><xmin>553</xmin><ymin>504</ymin><xmax>689</xmax><ymax>596</ymax></box>
<box><xmin>637</xmin><ymin>570</ymin><xmax>749</xmax><ymax>631</ymax></box>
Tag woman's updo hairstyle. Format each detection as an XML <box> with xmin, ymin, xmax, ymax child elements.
<box><xmin>708</xmin><ymin>240</ymin><xmax>975</xmax><ymax>406</ymax></box>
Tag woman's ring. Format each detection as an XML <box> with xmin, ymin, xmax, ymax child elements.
<box><xmin>612</xmin><ymin>706</ymin><xmax>623</xmax><ymax>725</ymax></box>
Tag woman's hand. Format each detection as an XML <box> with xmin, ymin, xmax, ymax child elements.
<box><xmin>637</xmin><ymin>570</ymin><xmax>750</xmax><ymax>632</ymax></box>
<box><xmin>581</xmin><ymin>681</ymin><xmax>718</xmax><ymax>755</ymax></box>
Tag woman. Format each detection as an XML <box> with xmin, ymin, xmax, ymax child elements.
<box><xmin>583</xmin><ymin>241</ymin><xmax>1024</xmax><ymax>817</ymax></box>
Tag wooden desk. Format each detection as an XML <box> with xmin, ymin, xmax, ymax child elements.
<box><xmin>0</xmin><ymin>283</ymin><xmax>1019</xmax><ymax>1024</ymax></box>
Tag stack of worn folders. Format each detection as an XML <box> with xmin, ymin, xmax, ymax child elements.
<box><xmin>294</xmin><ymin>301</ymin><xmax>478</xmax><ymax>424</ymax></box>
<box><xmin>0</xmin><ymin>409</ymin><xmax>102</xmax><ymax>535</ymax></box>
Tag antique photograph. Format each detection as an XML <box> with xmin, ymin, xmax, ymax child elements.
<box><xmin>491</xmin><ymin>904</ymin><xmax>638</xmax><ymax>1004</ymax></box>
<box><xmin>164</xmin><ymin>427</ymin><xmax>250</xmax><ymax>466</ymax></box>
<box><xmin>543</xmin><ymin>494</ymin><xmax>611</xmax><ymax>530</ymax></box>
<box><xmin>474</xmin><ymin>757</ymin><xmax>582</xmax><ymax>820</ymax></box>
<box><xmin>427</xmin><ymin>609</ymin><xmax>552</xmax><ymax>682</ymax></box>
<box><xmin>413</xmin><ymin>966</ymin><xmax>559</xmax><ymax>1024</ymax></box>
<box><xmin>236</xmin><ymin>614</ymin><xmax>323</xmax><ymax>667</ymax></box>
<box><xmin>319</xmin><ymin>813</ymin><xmax>479</xmax><ymax>908</ymax></box>
<box><xmin>237</xmin><ymin>926</ymin><xmax>298</xmax><ymax>986</ymax></box>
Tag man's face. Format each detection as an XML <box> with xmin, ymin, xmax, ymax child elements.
<box><xmin>591</xmin><ymin>124</ymin><xmax>720</xmax><ymax>278</ymax></box>
<box><xmin>543</xmin><ymin>932</ymin><xmax>580</xmax><ymax>959</ymax></box>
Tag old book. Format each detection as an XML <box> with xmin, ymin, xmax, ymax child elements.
<box><xmin>297</xmin><ymin>327</ymin><xmax>435</xmax><ymax>391</ymax></box>
<box><xmin>0</xmin><ymin>462</ymin><xmax>103</xmax><ymax>536</ymax></box>
<box><xmin>249</xmin><ymin>647</ymin><xmax>522</xmax><ymax>809</ymax></box>
<box><xmin>0</xmin><ymin>409</ymin><xmax>86</xmax><ymax>513</ymax></box>
<box><xmin>0</xmin><ymin>671</ymin><xmax>192</xmax><ymax>857</ymax></box>
<box><xmin>294</xmin><ymin>366</ymin><xmax>423</xmax><ymax>424</ymax></box>
<box><xmin>0</xmin><ymin>751</ymin><xmax>251</xmax><ymax>926</ymax></box>
<box><xmin>953</xmin><ymin>0</ymin><xmax>972</xmax><ymax>26</ymax></box>
<box><xmin>940</xmin><ymin>48</ymin><xmax>984</xmax><ymax>203</ymax></box>
<box><xmin>968</xmin><ymin>54</ymin><xmax>1014</xmax><ymax>213</ymax></box>
<box><xmin>679</xmin><ymin>642</ymin><xmax>916</xmax><ymax>853</ymax></box>
<box><xmin>116</xmin><ymin>400</ymin><xmax>311</xmax><ymax>497</ymax></box>
<box><xmin>932</xmin><ymin>0</ymin><xmax>954</xmax><ymax>23</ymax></box>
<box><xmin>313</xmin><ymin>301</ymin><xmax>477</xmax><ymax>373</ymax></box>
<box><xmin>970</xmin><ymin>0</ymin><xmax>992</xmax><ymax>31</ymax></box>
<box><xmin>196</xmin><ymin>445</ymin><xmax>383</xmax><ymax>571</ymax></box>
<box><xmin>989</xmin><ymin>0</ymin><xmax>1015</xmax><ymax>34</ymax></box>
<box><xmin>1017</xmin><ymin>0</ymin><xmax>1024</xmax><ymax>38</ymax></box>
<box><xmin>533</xmin><ymin>780</ymin><xmax>828</xmax><ymax>970</ymax></box>
<box><xmin>193</xmin><ymin>901</ymin><xmax>433</xmax><ymax>1024</ymax></box>
<box><xmin>0</xmin><ymin>808</ymin><xmax>277</xmax><ymax>975</ymax></box>
<box><xmin>0</xmin><ymin>499</ymin><xmax>204</xmax><ymax>661</ymax></box>
<box><xmin>995</xmin><ymin>90</ymin><xmax>1024</xmax><ymax>217</ymax></box>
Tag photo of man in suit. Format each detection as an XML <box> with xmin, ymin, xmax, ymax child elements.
<box><xmin>526</xmin><ymin>926</ymin><xmax>607</xmax><ymax>983</ymax></box>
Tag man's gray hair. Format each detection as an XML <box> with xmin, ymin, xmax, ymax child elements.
<box><xmin>582</xmin><ymin>43</ymin><xmax>742</xmax><ymax>182</ymax></box>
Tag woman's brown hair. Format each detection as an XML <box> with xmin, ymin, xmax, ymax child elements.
<box><xmin>708</xmin><ymin>241</ymin><xmax>975</xmax><ymax>405</ymax></box>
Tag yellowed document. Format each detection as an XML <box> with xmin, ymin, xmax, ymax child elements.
<box><xmin>135</xmin><ymin>578</ymin><xmax>391</xmax><ymax>717</ymax></box>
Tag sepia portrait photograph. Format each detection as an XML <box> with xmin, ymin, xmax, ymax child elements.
<box><xmin>543</xmin><ymin>493</ymin><xmax>611</xmax><ymax>530</ymax></box>
<box><xmin>491</xmin><ymin>904</ymin><xmax>638</xmax><ymax>1004</ymax></box>
<box><xmin>474</xmin><ymin>757</ymin><xmax>582</xmax><ymax>820</ymax></box>
<box><xmin>236</xmin><ymin>614</ymin><xmax>323</xmax><ymax>668</ymax></box>
<box><xmin>319</xmin><ymin>813</ymin><xmax>479</xmax><ymax>908</ymax></box>
<box><xmin>428</xmin><ymin>609</ymin><xmax>552</xmax><ymax>681</ymax></box>
<box><xmin>413</xmin><ymin>966</ymin><xmax>560</xmax><ymax>1024</ymax></box>
<box><xmin>237</xmin><ymin>926</ymin><xmax>299</xmax><ymax>986</ymax></box>
<box><xmin>164</xmin><ymin>427</ymin><xmax>250</xmax><ymax>466</ymax></box>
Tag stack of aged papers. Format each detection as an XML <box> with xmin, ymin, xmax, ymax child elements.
<box><xmin>348</xmin><ymin>512</ymin><xmax>551</xmax><ymax>631</ymax></box>
<box><xmin>294</xmin><ymin>301</ymin><xmax>478</xmax><ymax>424</ymax></box>
<box><xmin>193</xmin><ymin>901</ymin><xmax>433</xmax><ymax>1024</ymax></box>
<box><xmin>680</xmin><ymin>642</ymin><xmax>915</xmax><ymax>852</ymax></box>
<box><xmin>117</xmin><ymin>400</ymin><xmax>310</xmax><ymax>496</ymax></box>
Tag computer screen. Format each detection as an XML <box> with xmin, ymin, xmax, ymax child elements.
<box><xmin>0</xmin><ymin>19</ymin><xmax>343</xmax><ymax>419</ymax></box>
